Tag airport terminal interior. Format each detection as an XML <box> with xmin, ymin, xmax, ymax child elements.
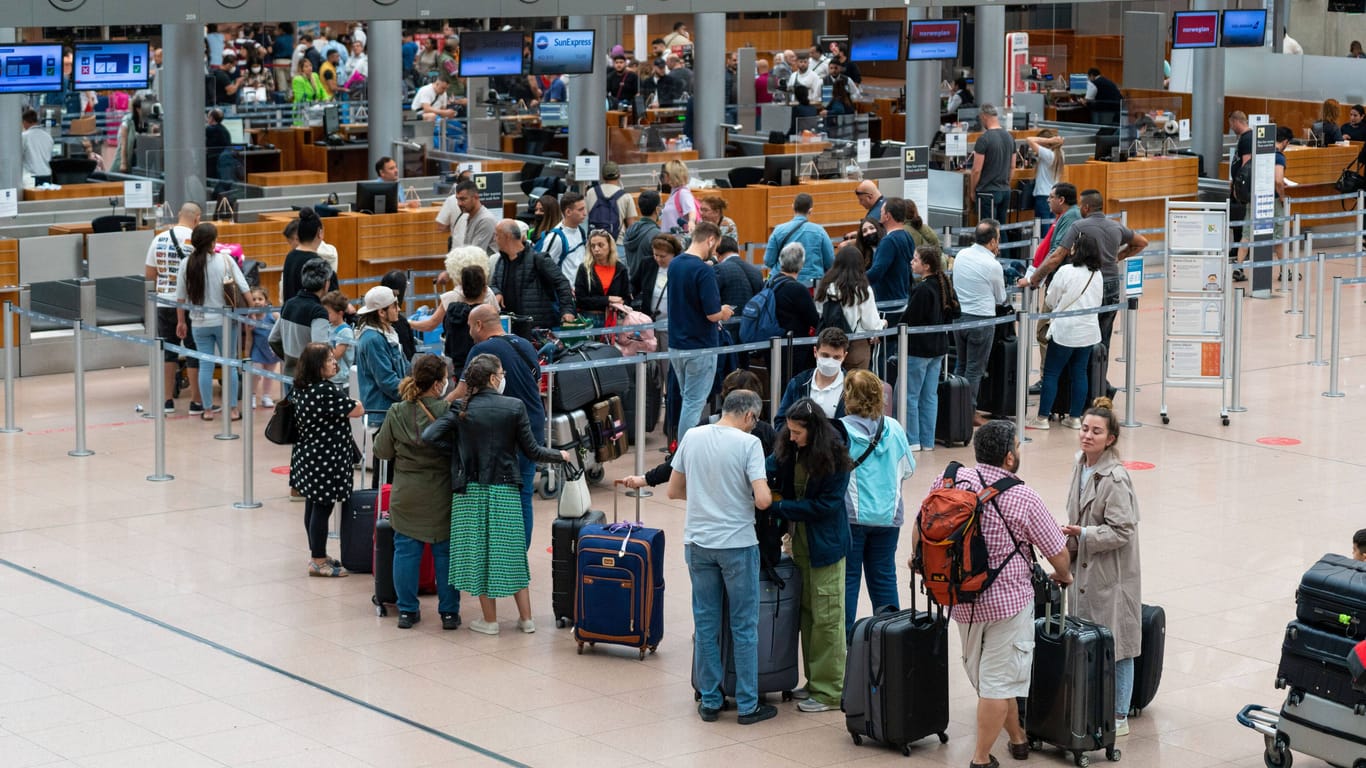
<box><xmin>1</xmin><ymin>1</ymin><xmax>1365</xmax><ymax>766</ymax></box>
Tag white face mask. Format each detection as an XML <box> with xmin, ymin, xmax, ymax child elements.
<box><xmin>816</xmin><ymin>357</ymin><xmax>842</xmax><ymax>378</ymax></box>
<box><xmin>250</xmin><ymin>66</ymin><xmax>261</xmax><ymax>73</ymax></box>
<box><xmin>494</xmin><ymin>376</ymin><xmax>506</xmax><ymax>394</ymax></box>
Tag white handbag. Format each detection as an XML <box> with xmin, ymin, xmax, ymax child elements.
<box><xmin>557</xmin><ymin>460</ymin><xmax>592</xmax><ymax>519</ymax></box>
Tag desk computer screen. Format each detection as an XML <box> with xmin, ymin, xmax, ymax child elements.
<box><xmin>221</xmin><ymin>117</ymin><xmax>246</xmax><ymax>145</ymax></box>
<box><xmin>539</xmin><ymin>103</ymin><xmax>569</xmax><ymax>129</ymax></box>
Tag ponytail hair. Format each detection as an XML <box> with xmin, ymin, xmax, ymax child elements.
<box><xmin>399</xmin><ymin>353</ymin><xmax>447</xmax><ymax>402</ymax></box>
<box><xmin>459</xmin><ymin>353</ymin><xmax>501</xmax><ymax>419</ymax></box>
<box><xmin>1083</xmin><ymin>396</ymin><xmax>1121</xmax><ymax>454</ymax></box>
<box><xmin>182</xmin><ymin>222</ymin><xmax>219</xmax><ymax>306</ymax></box>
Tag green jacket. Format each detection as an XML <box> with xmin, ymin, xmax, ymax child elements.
<box><xmin>374</xmin><ymin>397</ymin><xmax>452</xmax><ymax>543</ymax></box>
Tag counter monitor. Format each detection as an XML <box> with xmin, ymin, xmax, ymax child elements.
<box><xmin>0</xmin><ymin>44</ymin><xmax>63</xmax><ymax>94</ymax></box>
<box><xmin>73</xmin><ymin>42</ymin><xmax>150</xmax><ymax>92</ymax></box>
<box><xmin>1221</xmin><ymin>9</ymin><xmax>1267</xmax><ymax>48</ymax></box>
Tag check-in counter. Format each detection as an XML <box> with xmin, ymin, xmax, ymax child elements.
<box><xmin>1217</xmin><ymin>143</ymin><xmax>1361</xmax><ymax>221</ymax></box>
<box><xmin>299</xmin><ymin>142</ymin><xmax>371</xmax><ymax>182</ymax></box>
<box><xmin>24</xmin><ymin>182</ymin><xmax>127</xmax><ymax>202</ymax></box>
<box><xmin>1066</xmin><ymin>155</ymin><xmax>1200</xmax><ymax>237</ymax></box>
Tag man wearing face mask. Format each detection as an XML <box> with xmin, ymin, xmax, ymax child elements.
<box><xmin>448</xmin><ymin>304</ymin><xmax>546</xmax><ymax>550</ymax></box>
<box><xmin>774</xmin><ymin>327</ymin><xmax>850</xmax><ymax>431</ymax></box>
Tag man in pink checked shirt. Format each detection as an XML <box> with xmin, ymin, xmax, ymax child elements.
<box><xmin>913</xmin><ymin>420</ymin><xmax>1073</xmax><ymax>768</ymax></box>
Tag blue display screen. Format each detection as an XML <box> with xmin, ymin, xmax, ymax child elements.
<box><xmin>1221</xmin><ymin>10</ymin><xmax>1267</xmax><ymax>47</ymax></box>
<box><xmin>531</xmin><ymin>30</ymin><xmax>596</xmax><ymax>75</ymax></box>
<box><xmin>73</xmin><ymin>42</ymin><xmax>149</xmax><ymax>91</ymax></box>
<box><xmin>458</xmin><ymin>32</ymin><xmax>525</xmax><ymax>78</ymax></box>
<box><xmin>848</xmin><ymin>21</ymin><xmax>902</xmax><ymax>62</ymax></box>
<box><xmin>0</xmin><ymin>44</ymin><xmax>62</xmax><ymax>94</ymax></box>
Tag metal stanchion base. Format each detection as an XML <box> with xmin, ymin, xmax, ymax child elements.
<box><xmin>213</xmin><ymin>433</ymin><xmax>241</xmax><ymax>441</ymax></box>
<box><xmin>1285</xmin><ymin>310</ymin><xmax>1303</xmax><ymax>316</ymax></box>
<box><xmin>1120</xmin><ymin>419</ymin><xmax>1141</xmax><ymax>428</ymax></box>
<box><xmin>1228</xmin><ymin>405</ymin><xmax>1249</xmax><ymax>413</ymax></box>
<box><xmin>234</xmin><ymin>500</ymin><xmax>264</xmax><ymax>509</ymax></box>
<box><xmin>1296</xmin><ymin>333</ymin><xmax>1315</xmax><ymax>340</ymax></box>
<box><xmin>1322</xmin><ymin>391</ymin><xmax>1345</xmax><ymax>398</ymax></box>
<box><xmin>68</xmin><ymin>449</ymin><xmax>94</xmax><ymax>457</ymax></box>
<box><xmin>1309</xmin><ymin>361</ymin><xmax>1329</xmax><ymax>367</ymax></box>
<box><xmin>0</xmin><ymin>427</ymin><xmax>21</xmax><ymax>434</ymax></box>
<box><xmin>146</xmin><ymin>473</ymin><xmax>174</xmax><ymax>482</ymax></box>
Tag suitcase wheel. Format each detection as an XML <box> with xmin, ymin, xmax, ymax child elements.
<box><xmin>1105</xmin><ymin>747</ymin><xmax>1120</xmax><ymax>763</ymax></box>
<box><xmin>937</xmin><ymin>733</ymin><xmax>948</xmax><ymax>744</ymax></box>
<box><xmin>1073</xmin><ymin>752</ymin><xmax>1089</xmax><ymax>767</ymax></box>
<box><xmin>576</xmin><ymin>642</ymin><xmax>585</xmax><ymax>655</ymax></box>
<box><xmin>1262</xmin><ymin>738</ymin><xmax>1290</xmax><ymax>768</ymax></box>
<box><xmin>586</xmin><ymin>466</ymin><xmax>605</xmax><ymax>484</ymax></box>
<box><xmin>556</xmin><ymin>617</ymin><xmax>569</xmax><ymax>629</ymax></box>
<box><xmin>371</xmin><ymin>595</ymin><xmax>388</xmax><ymax>617</ymax></box>
<box><xmin>901</xmin><ymin>745</ymin><xmax>911</xmax><ymax>757</ymax></box>
<box><xmin>781</xmin><ymin>690</ymin><xmax>793</xmax><ymax>702</ymax></box>
<box><xmin>850</xmin><ymin>733</ymin><xmax>863</xmax><ymax>746</ymax></box>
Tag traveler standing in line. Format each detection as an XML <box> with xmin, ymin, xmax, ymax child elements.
<box><xmin>767</xmin><ymin>397</ymin><xmax>852</xmax><ymax>713</ymax></box>
<box><xmin>175</xmin><ymin>222</ymin><xmax>249</xmax><ymax>422</ymax></box>
<box><xmin>815</xmin><ymin>246</ymin><xmax>884</xmax><ymax>371</ymax></box>
<box><xmin>354</xmin><ymin>286</ymin><xmax>409</xmax><ymax>431</ymax></box>
<box><xmin>374</xmin><ymin>354</ymin><xmax>460</xmax><ymax>631</ymax></box>
<box><xmin>146</xmin><ymin>203</ymin><xmax>203</xmax><ymax>414</ymax></box>
<box><xmin>1026</xmin><ymin>129</ymin><xmax>1066</xmax><ymax>224</ymax></box>
<box><xmin>659</xmin><ymin>160</ymin><xmax>697</xmax><ymax>235</ymax></box>
<box><xmin>840</xmin><ymin>370</ymin><xmax>914</xmax><ymax>639</ymax></box>
<box><xmin>291</xmin><ymin>342</ymin><xmax>364</xmax><ymax>577</ymax></box>
<box><xmin>423</xmin><ymin>354</ymin><xmax>570</xmax><ymax>635</ymax></box>
<box><xmin>621</xmin><ymin>190</ymin><xmax>662</xmax><ymax>277</ymax></box>
<box><xmin>670</xmin><ymin>389</ymin><xmax>778</xmax><ymax>726</ymax></box>
<box><xmin>764</xmin><ymin>192</ymin><xmax>835</xmax><ymax>285</ymax></box>
<box><xmin>543</xmin><ymin>191</ymin><xmax>589</xmax><ymax>286</ymax></box>
<box><xmin>574</xmin><ymin>229</ymin><xmax>633</xmax><ymax>327</ymax></box>
<box><xmin>904</xmin><ymin>245</ymin><xmax>958</xmax><ymax>450</ymax></box>
<box><xmin>1061</xmin><ymin>396</ymin><xmax>1143</xmax><ymax>737</ymax></box>
<box><xmin>668</xmin><ymin>221</ymin><xmax>732</xmax><ymax>442</ymax></box>
<box><xmin>913</xmin><ymin>421</ymin><xmax>1073</xmax><ymax>768</ymax></box>
<box><xmin>970</xmin><ymin>104</ymin><xmax>1017</xmax><ymax>226</ymax></box>
<box><xmin>866</xmin><ymin>198</ymin><xmax>915</xmax><ymax>326</ymax></box>
<box><xmin>951</xmin><ymin>219</ymin><xmax>1006</xmax><ymax>425</ymax></box>
<box><xmin>1029</xmin><ymin>234</ymin><xmax>1102</xmax><ymax>431</ymax></box>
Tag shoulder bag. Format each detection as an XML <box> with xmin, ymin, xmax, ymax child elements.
<box><xmin>1036</xmin><ymin>270</ymin><xmax>1095</xmax><ymax>345</ymax></box>
<box><xmin>264</xmin><ymin>392</ymin><xmax>297</xmax><ymax>445</ymax></box>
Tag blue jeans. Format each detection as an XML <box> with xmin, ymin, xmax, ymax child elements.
<box><xmin>844</xmin><ymin>524</ymin><xmax>900</xmax><ymax>638</ymax></box>
<box><xmin>393</xmin><ymin>532</ymin><xmax>460</xmax><ymax>616</ymax></box>
<box><xmin>674</xmin><ymin>351</ymin><xmax>717</xmax><ymax>444</ymax></box>
<box><xmin>1115</xmin><ymin>657</ymin><xmax>1135</xmax><ymax>718</ymax></box>
<box><xmin>688</xmin><ymin>543</ymin><xmax>760</xmax><ymax>714</ymax></box>
<box><xmin>1038</xmin><ymin>341</ymin><xmax>1092</xmax><ymax>418</ymax></box>
<box><xmin>191</xmin><ymin>323</ymin><xmax>238</xmax><ymax>411</ymax></box>
<box><xmin>520</xmin><ymin>417</ymin><xmax>545</xmax><ymax>550</ymax></box>
<box><xmin>903</xmin><ymin>354</ymin><xmax>942</xmax><ymax>450</ymax></box>
<box><xmin>952</xmin><ymin>315</ymin><xmax>994</xmax><ymax>407</ymax></box>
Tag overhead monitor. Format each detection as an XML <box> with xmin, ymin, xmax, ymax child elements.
<box><xmin>221</xmin><ymin>117</ymin><xmax>246</xmax><ymax>145</ymax></box>
<box><xmin>73</xmin><ymin>41</ymin><xmax>150</xmax><ymax>91</ymax></box>
<box><xmin>907</xmin><ymin>20</ymin><xmax>961</xmax><ymax>61</ymax></box>
<box><xmin>1172</xmin><ymin>11</ymin><xmax>1220</xmax><ymax>49</ymax></box>
<box><xmin>1220</xmin><ymin>9</ymin><xmax>1267</xmax><ymax>47</ymax></box>
<box><xmin>0</xmin><ymin>44</ymin><xmax>63</xmax><ymax>94</ymax></box>
<box><xmin>458</xmin><ymin>31</ymin><xmax>525</xmax><ymax>78</ymax></box>
<box><xmin>1329</xmin><ymin>0</ymin><xmax>1366</xmax><ymax>12</ymax></box>
<box><xmin>531</xmin><ymin>29</ymin><xmax>596</xmax><ymax>75</ymax></box>
<box><xmin>848</xmin><ymin>20</ymin><xmax>903</xmax><ymax>62</ymax></box>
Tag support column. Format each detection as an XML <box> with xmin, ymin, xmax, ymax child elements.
<box><xmin>0</xmin><ymin>29</ymin><xmax>22</xmax><ymax>194</ymax></box>
<box><xmin>904</xmin><ymin>8</ymin><xmax>940</xmax><ymax>149</ymax></box>
<box><xmin>633</xmin><ymin>16</ymin><xmax>649</xmax><ymax>63</ymax></box>
<box><xmin>567</xmin><ymin>16</ymin><xmax>608</xmax><ymax>159</ymax></box>
<box><xmin>974</xmin><ymin>5</ymin><xmax>1005</xmax><ymax>109</ymax></box>
<box><xmin>162</xmin><ymin>23</ymin><xmax>206</xmax><ymax>207</ymax></box>
<box><xmin>693</xmin><ymin>12</ymin><xmax>726</xmax><ymax>160</ymax></box>
<box><xmin>1191</xmin><ymin>0</ymin><xmax>1226</xmax><ymax>178</ymax></box>
<box><xmin>367</xmin><ymin>20</ymin><xmax>402</xmax><ymax>175</ymax></box>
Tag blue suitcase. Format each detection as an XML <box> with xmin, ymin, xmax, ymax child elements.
<box><xmin>574</xmin><ymin>522</ymin><xmax>665</xmax><ymax>659</ymax></box>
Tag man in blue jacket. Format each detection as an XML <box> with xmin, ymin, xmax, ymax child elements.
<box><xmin>866</xmin><ymin>197</ymin><xmax>914</xmax><ymax>326</ymax></box>
<box><xmin>764</xmin><ymin>193</ymin><xmax>834</xmax><ymax>284</ymax></box>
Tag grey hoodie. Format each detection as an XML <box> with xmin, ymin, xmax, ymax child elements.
<box><xmin>620</xmin><ymin>217</ymin><xmax>660</xmax><ymax>278</ymax></box>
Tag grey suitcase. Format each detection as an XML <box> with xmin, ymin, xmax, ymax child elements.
<box><xmin>1275</xmin><ymin>691</ymin><xmax>1366</xmax><ymax>768</ymax></box>
<box><xmin>692</xmin><ymin>557</ymin><xmax>801</xmax><ymax>702</ymax></box>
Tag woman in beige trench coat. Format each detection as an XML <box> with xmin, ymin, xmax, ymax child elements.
<box><xmin>1061</xmin><ymin>396</ymin><xmax>1142</xmax><ymax>738</ymax></box>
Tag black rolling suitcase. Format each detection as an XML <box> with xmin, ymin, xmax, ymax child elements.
<box><xmin>1026</xmin><ymin>590</ymin><xmax>1120</xmax><ymax>766</ymax></box>
<box><xmin>1128</xmin><ymin>604</ymin><xmax>1166</xmax><ymax>716</ymax></box>
<box><xmin>980</xmin><ymin>335</ymin><xmax>1018</xmax><ymax>418</ymax></box>
<box><xmin>374</xmin><ymin>511</ymin><xmax>397</xmax><ymax>612</ymax></box>
<box><xmin>1277</xmin><ymin>620</ymin><xmax>1366</xmax><ymax>713</ymax></box>
<box><xmin>1048</xmin><ymin>343</ymin><xmax>1109</xmax><ymax>418</ymax></box>
<box><xmin>551</xmin><ymin>509</ymin><xmax>607</xmax><ymax>628</ymax></box>
<box><xmin>935</xmin><ymin>369</ymin><xmax>973</xmax><ymax>447</ymax></box>
<box><xmin>1296</xmin><ymin>554</ymin><xmax>1366</xmax><ymax>640</ymax></box>
<box><xmin>620</xmin><ymin>360</ymin><xmax>662</xmax><ymax>445</ymax></box>
<box><xmin>692</xmin><ymin>557</ymin><xmax>801</xmax><ymax>702</ymax></box>
<box><xmin>843</xmin><ymin>583</ymin><xmax>951</xmax><ymax>756</ymax></box>
<box><xmin>341</xmin><ymin>488</ymin><xmax>379</xmax><ymax>574</ymax></box>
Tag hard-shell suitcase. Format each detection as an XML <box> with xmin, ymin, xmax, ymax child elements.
<box><xmin>1277</xmin><ymin>620</ymin><xmax>1366</xmax><ymax>713</ymax></box>
<box><xmin>1296</xmin><ymin>554</ymin><xmax>1366</xmax><ymax>640</ymax></box>
<box><xmin>372</xmin><ymin>483</ymin><xmax>396</xmax><ymax>611</ymax></box>
<box><xmin>620</xmin><ymin>360</ymin><xmax>662</xmax><ymax>444</ymax></box>
<box><xmin>935</xmin><ymin>372</ymin><xmax>973</xmax><ymax>447</ymax></box>
<box><xmin>341</xmin><ymin>487</ymin><xmax>382</xmax><ymax>574</ymax></box>
<box><xmin>691</xmin><ymin>557</ymin><xmax>801</xmax><ymax>702</ymax></box>
<box><xmin>1048</xmin><ymin>343</ymin><xmax>1109</xmax><ymax>418</ymax></box>
<box><xmin>551</xmin><ymin>509</ymin><xmax>607</xmax><ymax>628</ymax></box>
<box><xmin>980</xmin><ymin>336</ymin><xmax>1018</xmax><ymax>417</ymax></box>
<box><xmin>552</xmin><ymin>342</ymin><xmax>631</xmax><ymax>412</ymax></box>
<box><xmin>574</xmin><ymin>521</ymin><xmax>666</xmax><ymax>659</ymax></box>
<box><xmin>843</xmin><ymin>590</ymin><xmax>951</xmax><ymax>756</ymax></box>
<box><xmin>1026</xmin><ymin>591</ymin><xmax>1120</xmax><ymax>766</ymax></box>
<box><xmin>1274</xmin><ymin>691</ymin><xmax>1366</xmax><ymax>768</ymax></box>
<box><xmin>1128</xmin><ymin>603</ymin><xmax>1166</xmax><ymax>716</ymax></box>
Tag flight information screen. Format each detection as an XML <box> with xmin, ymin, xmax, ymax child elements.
<box><xmin>73</xmin><ymin>42</ymin><xmax>150</xmax><ymax>91</ymax></box>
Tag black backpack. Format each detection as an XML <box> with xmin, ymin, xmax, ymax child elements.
<box><xmin>587</xmin><ymin>182</ymin><xmax>627</xmax><ymax>239</ymax></box>
<box><xmin>1231</xmin><ymin>161</ymin><xmax>1253</xmax><ymax>205</ymax></box>
<box><xmin>818</xmin><ymin>295</ymin><xmax>852</xmax><ymax>333</ymax></box>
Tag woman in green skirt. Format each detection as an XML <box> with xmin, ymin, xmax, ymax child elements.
<box><xmin>423</xmin><ymin>353</ymin><xmax>569</xmax><ymax>635</ymax></box>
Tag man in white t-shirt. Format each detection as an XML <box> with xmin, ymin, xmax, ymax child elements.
<box><xmin>543</xmin><ymin>191</ymin><xmax>589</xmax><ymax>285</ymax></box>
<box><xmin>669</xmin><ymin>389</ymin><xmax>777</xmax><ymax>726</ymax></box>
<box><xmin>411</xmin><ymin>76</ymin><xmax>456</xmax><ymax>121</ymax></box>
<box><xmin>143</xmin><ymin>203</ymin><xmax>203</xmax><ymax>414</ymax></box>
<box><xmin>436</xmin><ymin>179</ymin><xmax>499</xmax><ymax>254</ymax></box>
<box><xmin>21</xmin><ymin>110</ymin><xmax>54</xmax><ymax>185</ymax></box>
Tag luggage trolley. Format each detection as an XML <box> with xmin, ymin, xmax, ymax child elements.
<box><xmin>1160</xmin><ymin>200</ymin><xmax>1233</xmax><ymax>426</ymax></box>
<box><xmin>1239</xmin><ymin>697</ymin><xmax>1366</xmax><ymax>768</ymax></box>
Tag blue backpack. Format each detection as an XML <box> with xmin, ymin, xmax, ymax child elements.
<box><xmin>739</xmin><ymin>275</ymin><xmax>792</xmax><ymax>344</ymax></box>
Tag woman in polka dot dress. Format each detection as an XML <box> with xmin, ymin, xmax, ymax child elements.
<box><xmin>290</xmin><ymin>342</ymin><xmax>364</xmax><ymax>576</ymax></box>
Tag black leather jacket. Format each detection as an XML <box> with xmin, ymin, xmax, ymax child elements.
<box><xmin>421</xmin><ymin>390</ymin><xmax>563</xmax><ymax>488</ymax></box>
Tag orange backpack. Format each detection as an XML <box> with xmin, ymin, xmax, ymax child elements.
<box><xmin>914</xmin><ymin>462</ymin><xmax>1023</xmax><ymax>608</ymax></box>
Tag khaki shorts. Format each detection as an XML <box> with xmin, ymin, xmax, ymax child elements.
<box><xmin>959</xmin><ymin>602</ymin><xmax>1036</xmax><ymax>699</ymax></box>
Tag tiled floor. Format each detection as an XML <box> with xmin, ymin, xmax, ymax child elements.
<box><xmin>1</xmin><ymin>255</ymin><xmax>1363</xmax><ymax>767</ymax></box>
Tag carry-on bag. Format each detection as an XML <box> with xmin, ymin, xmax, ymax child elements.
<box><xmin>372</xmin><ymin>479</ymin><xmax>438</xmax><ymax>616</ymax></box>
<box><xmin>574</xmin><ymin>484</ymin><xmax>665</xmax><ymax>659</ymax></box>
<box><xmin>620</xmin><ymin>358</ymin><xmax>662</xmax><ymax>444</ymax></box>
<box><xmin>980</xmin><ymin>335</ymin><xmax>1018</xmax><ymax>418</ymax></box>
<box><xmin>1277</xmin><ymin>620</ymin><xmax>1366</xmax><ymax>713</ymax></box>
<box><xmin>551</xmin><ymin>508</ymin><xmax>607</xmax><ymax>628</ymax></box>
<box><xmin>1128</xmin><ymin>603</ymin><xmax>1166</xmax><ymax>716</ymax></box>
<box><xmin>551</xmin><ymin>342</ymin><xmax>631</xmax><ymax>412</ymax></box>
<box><xmin>1025</xmin><ymin>588</ymin><xmax>1121</xmax><ymax>766</ymax></box>
<box><xmin>935</xmin><ymin>367</ymin><xmax>973</xmax><ymax>447</ymax></box>
<box><xmin>1296</xmin><ymin>554</ymin><xmax>1366</xmax><ymax>640</ymax></box>
<box><xmin>590</xmin><ymin>396</ymin><xmax>628</xmax><ymax>462</ymax></box>
<box><xmin>1275</xmin><ymin>690</ymin><xmax>1366</xmax><ymax>768</ymax></box>
<box><xmin>691</xmin><ymin>556</ymin><xmax>801</xmax><ymax>702</ymax></box>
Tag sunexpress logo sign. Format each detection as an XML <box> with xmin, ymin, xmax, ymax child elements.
<box><xmin>537</xmin><ymin>35</ymin><xmax>593</xmax><ymax>50</ymax></box>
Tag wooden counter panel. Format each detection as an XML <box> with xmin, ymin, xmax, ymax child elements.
<box><xmin>0</xmin><ymin>239</ymin><xmax>17</xmax><ymax>288</ymax></box>
<box><xmin>1283</xmin><ymin>144</ymin><xmax>1360</xmax><ymax>186</ymax></box>
<box><xmin>24</xmin><ymin>182</ymin><xmax>126</xmax><ymax>201</ymax></box>
<box><xmin>767</xmin><ymin>180</ymin><xmax>863</xmax><ymax>232</ymax></box>
<box><xmin>763</xmin><ymin>142</ymin><xmax>832</xmax><ymax>156</ymax></box>
<box><xmin>353</xmin><ymin>209</ymin><xmax>448</xmax><ymax>270</ymax></box>
<box><xmin>1102</xmin><ymin>157</ymin><xmax>1199</xmax><ymax>200</ymax></box>
<box><xmin>247</xmin><ymin>170</ymin><xmax>329</xmax><ymax>186</ymax></box>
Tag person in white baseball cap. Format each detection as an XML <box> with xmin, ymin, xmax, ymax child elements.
<box><xmin>354</xmin><ymin>285</ymin><xmax>409</xmax><ymax>456</ymax></box>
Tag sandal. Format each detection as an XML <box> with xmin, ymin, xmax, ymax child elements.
<box><xmin>200</xmin><ymin>411</ymin><xmax>215</xmax><ymax>422</ymax></box>
<box><xmin>1008</xmin><ymin>741</ymin><xmax>1030</xmax><ymax>760</ymax></box>
<box><xmin>308</xmin><ymin>560</ymin><xmax>348</xmax><ymax>577</ymax></box>
<box><xmin>230</xmin><ymin>409</ymin><xmax>243</xmax><ymax>422</ymax></box>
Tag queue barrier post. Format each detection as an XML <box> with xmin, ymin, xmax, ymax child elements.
<box><xmin>69</xmin><ymin>319</ymin><xmax>94</xmax><ymax>457</ymax></box>
<box><xmin>1297</xmin><ymin>241</ymin><xmax>1315</xmax><ymax>340</ymax></box>
<box><xmin>1311</xmin><ymin>252</ymin><xmax>1328</xmax><ymax>367</ymax></box>
<box><xmin>1228</xmin><ymin>289</ymin><xmax>1247</xmax><ymax>414</ymax></box>
<box><xmin>148</xmin><ymin>339</ymin><xmax>174</xmax><ymax>481</ymax></box>
<box><xmin>1121</xmin><ymin>297</ymin><xmax>1142</xmax><ymax>427</ymax></box>
<box><xmin>768</xmin><ymin>336</ymin><xmax>782</xmax><ymax>423</ymax></box>
<box><xmin>1015</xmin><ymin>286</ymin><xmax>1033</xmax><ymax>444</ymax></box>
<box><xmin>895</xmin><ymin>324</ymin><xmax>908</xmax><ymax>432</ymax></box>
<box><xmin>1357</xmin><ymin>191</ymin><xmax>1364</xmax><ymax>278</ymax></box>
<box><xmin>634</xmin><ymin>358</ymin><xmax>647</xmax><ymax>476</ymax></box>
<box><xmin>1</xmin><ymin>302</ymin><xmax>19</xmax><ymax>434</ymax></box>
<box><xmin>1323</xmin><ymin>277</ymin><xmax>1346</xmax><ymax>398</ymax></box>
<box><xmin>1287</xmin><ymin>217</ymin><xmax>1302</xmax><ymax>315</ymax></box>
<box><xmin>214</xmin><ymin>312</ymin><xmax>240</xmax><ymax>441</ymax></box>
<box><xmin>234</xmin><ymin>362</ymin><xmax>263</xmax><ymax>508</ymax></box>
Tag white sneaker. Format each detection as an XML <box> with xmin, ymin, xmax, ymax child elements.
<box><xmin>797</xmin><ymin>698</ymin><xmax>833</xmax><ymax>713</ymax></box>
<box><xmin>251</xmin><ymin>395</ymin><xmax>258</xmax><ymax>409</ymax></box>
<box><xmin>1061</xmin><ymin>417</ymin><xmax>1082</xmax><ymax>430</ymax></box>
<box><xmin>1026</xmin><ymin>416</ymin><xmax>1051</xmax><ymax>431</ymax></box>
<box><xmin>262</xmin><ymin>396</ymin><xmax>275</xmax><ymax>408</ymax></box>
<box><xmin>468</xmin><ymin>619</ymin><xmax>500</xmax><ymax>635</ymax></box>
<box><xmin>908</xmin><ymin>444</ymin><xmax>922</xmax><ymax>453</ymax></box>
<box><xmin>1115</xmin><ymin>717</ymin><xmax>1130</xmax><ymax>737</ymax></box>
<box><xmin>517</xmin><ymin>618</ymin><xmax>536</xmax><ymax>634</ymax></box>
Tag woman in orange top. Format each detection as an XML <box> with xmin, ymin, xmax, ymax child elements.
<box><xmin>574</xmin><ymin>229</ymin><xmax>633</xmax><ymax>326</ymax></box>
